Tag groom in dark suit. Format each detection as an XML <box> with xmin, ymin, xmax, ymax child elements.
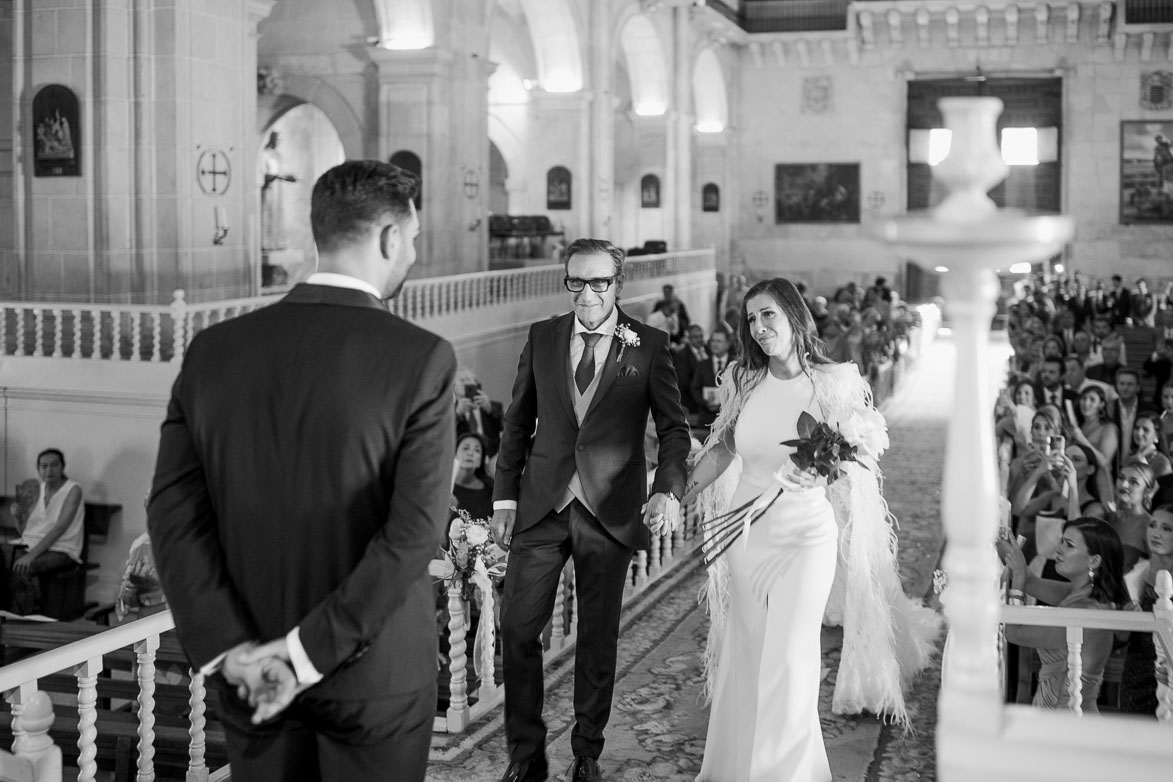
<box><xmin>492</xmin><ymin>238</ymin><xmax>691</xmax><ymax>782</ymax></box>
<box><xmin>148</xmin><ymin>161</ymin><xmax>455</xmax><ymax>782</ymax></box>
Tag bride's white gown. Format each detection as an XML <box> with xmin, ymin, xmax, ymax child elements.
<box><xmin>698</xmin><ymin>371</ymin><xmax>836</xmax><ymax>782</ymax></box>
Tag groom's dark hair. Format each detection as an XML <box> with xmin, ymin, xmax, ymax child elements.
<box><xmin>311</xmin><ymin>160</ymin><xmax>420</xmax><ymax>254</ymax></box>
<box><xmin>563</xmin><ymin>238</ymin><xmax>625</xmax><ymax>287</ymax></box>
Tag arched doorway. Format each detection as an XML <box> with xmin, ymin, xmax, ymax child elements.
<box><xmin>488</xmin><ymin>140</ymin><xmax>508</xmax><ymax>215</ymax></box>
<box><xmin>258</xmin><ymin>102</ymin><xmax>345</xmax><ymax>290</ymax></box>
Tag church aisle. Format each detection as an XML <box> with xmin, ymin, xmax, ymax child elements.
<box><xmin>426</xmin><ymin>335</ymin><xmax>968</xmax><ymax>781</ymax></box>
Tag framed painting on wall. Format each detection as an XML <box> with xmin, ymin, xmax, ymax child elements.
<box><xmin>33</xmin><ymin>84</ymin><xmax>81</xmax><ymax>177</ymax></box>
<box><xmin>547</xmin><ymin>166</ymin><xmax>571</xmax><ymax>210</ymax></box>
<box><xmin>641</xmin><ymin>174</ymin><xmax>661</xmax><ymax>208</ymax></box>
<box><xmin>774</xmin><ymin>163</ymin><xmax>860</xmax><ymax>224</ymax></box>
<box><xmin>1120</xmin><ymin>120</ymin><xmax>1173</xmax><ymax>224</ymax></box>
<box><xmin>702</xmin><ymin>183</ymin><xmax>720</xmax><ymax>212</ymax></box>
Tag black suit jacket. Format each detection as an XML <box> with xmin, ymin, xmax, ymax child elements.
<box><xmin>494</xmin><ymin>308</ymin><xmax>690</xmax><ymax>550</ymax></box>
<box><xmin>674</xmin><ymin>347</ymin><xmax>704</xmax><ymax>413</ymax></box>
<box><xmin>149</xmin><ymin>283</ymin><xmax>456</xmax><ymax>701</ymax></box>
<box><xmin>1033</xmin><ymin>383</ymin><xmax>1078</xmax><ymax>412</ymax></box>
<box><xmin>691</xmin><ymin>355</ymin><xmax>727</xmax><ymax>427</ymax></box>
<box><xmin>456</xmin><ymin>400</ymin><xmax>505</xmax><ymax>457</ymax></box>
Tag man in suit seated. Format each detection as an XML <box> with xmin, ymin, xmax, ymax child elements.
<box><xmin>692</xmin><ymin>328</ymin><xmax>733</xmax><ymax>434</ymax></box>
<box><xmin>674</xmin><ymin>324</ymin><xmax>707</xmax><ymax>421</ymax></box>
<box><xmin>455</xmin><ymin>366</ymin><xmax>505</xmax><ymax>464</ymax></box>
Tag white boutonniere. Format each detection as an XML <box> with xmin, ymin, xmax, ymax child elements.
<box><xmin>615</xmin><ymin>323</ymin><xmax>641</xmax><ymax>363</ymax></box>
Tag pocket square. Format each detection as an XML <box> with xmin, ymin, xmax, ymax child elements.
<box><xmin>618</xmin><ymin>364</ymin><xmax>640</xmax><ymax>378</ymax></box>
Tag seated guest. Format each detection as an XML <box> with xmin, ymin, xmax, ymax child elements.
<box><xmin>1143</xmin><ymin>338</ymin><xmax>1172</xmax><ymax>410</ymax></box>
<box><xmin>1119</xmin><ymin>506</ymin><xmax>1173</xmax><ymax>716</ymax></box>
<box><xmin>1071</xmin><ymin>386</ymin><xmax>1119</xmax><ymax>502</ymax></box>
<box><xmin>1106</xmin><ymin>461</ymin><xmax>1155</xmax><ymax>572</ymax></box>
<box><xmin>1112</xmin><ymin>367</ymin><xmax>1154</xmax><ymax>469</ymax></box>
<box><xmin>453</xmin><ymin>366</ymin><xmax>504</xmax><ymax>462</ymax></box>
<box><xmin>674</xmin><ymin>324</ymin><xmax>707</xmax><ymax>417</ymax></box>
<box><xmin>1132</xmin><ymin>411</ymin><xmax>1172</xmax><ymax>479</ymax></box>
<box><xmin>4</xmin><ymin>448</ymin><xmax>84</xmax><ymax>615</ymax></box>
<box><xmin>452</xmin><ymin>432</ymin><xmax>494</xmax><ymax>521</ymax></box>
<box><xmin>998</xmin><ymin>518</ymin><xmax>1130</xmax><ymax>713</ymax></box>
<box><xmin>691</xmin><ymin>327</ymin><xmax>732</xmax><ymax>432</ymax></box>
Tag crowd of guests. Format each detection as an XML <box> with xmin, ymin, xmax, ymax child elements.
<box><xmin>993</xmin><ymin>270</ymin><xmax>1173</xmax><ymax>717</ymax></box>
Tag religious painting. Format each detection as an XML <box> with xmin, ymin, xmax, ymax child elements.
<box><xmin>774</xmin><ymin>163</ymin><xmax>860</xmax><ymax>224</ymax></box>
<box><xmin>547</xmin><ymin>166</ymin><xmax>571</xmax><ymax>210</ymax></box>
<box><xmin>702</xmin><ymin>183</ymin><xmax>720</xmax><ymax>212</ymax></box>
<box><xmin>389</xmin><ymin>150</ymin><xmax>422</xmax><ymax>210</ymax></box>
<box><xmin>1140</xmin><ymin>71</ymin><xmax>1173</xmax><ymax>110</ymax></box>
<box><xmin>33</xmin><ymin>85</ymin><xmax>81</xmax><ymax>177</ymax></box>
<box><xmin>641</xmin><ymin>174</ymin><xmax>661</xmax><ymax>208</ymax></box>
<box><xmin>1120</xmin><ymin>120</ymin><xmax>1173</xmax><ymax>224</ymax></box>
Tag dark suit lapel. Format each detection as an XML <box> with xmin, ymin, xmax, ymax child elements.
<box><xmin>551</xmin><ymin>313</ymin><xmax>576</xmax><ymax>424</ymax></box>
<box><xmin>584</xmin><ymin>313</ymin><xmax>627</xmax><ymax>421</ymax></box>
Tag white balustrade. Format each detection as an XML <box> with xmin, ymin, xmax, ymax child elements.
<box><xmin>445</xmin><ymin>585</ymin><xmax>470</xmax><ymax>731</ymax></box>
<box><xmin>0</xmin><ymin>250</ymin><xmax>714</xmax><ymax>365</ymax></box>
<box><xmin>1156</xmin><ymin>570</ymin><xmax>1173</xmax><ymax>722</ymax></box>
<box><xmin>4</xmin><ymin>685</ymin><xmax>61</xmax><ymax>781</ymax></box>
<box><xmin>0</xmin><ymin>611</ymin><xmax>224</xmax><ymax>780</ymax></box>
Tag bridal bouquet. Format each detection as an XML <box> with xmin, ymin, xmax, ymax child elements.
<box><xmin>700</xmin><ymin>411</ymin><xmax>881</xmax><ymax>567</ymax></box>
<box><xmin>429</xmin><ymin>509</ymin><xmax>507</xmax><ymax>603</ymax></box>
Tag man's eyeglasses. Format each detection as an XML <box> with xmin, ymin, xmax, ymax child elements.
<box><xmin>564</xmin><ymin>277</ymin><xmax>616</xmax><ymax>293</ymax></box>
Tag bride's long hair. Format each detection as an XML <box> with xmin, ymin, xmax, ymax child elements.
<box><xmin>729</xmin><ymin>278</ymin><xmax>835</xmax><ymax>402</ymax></box>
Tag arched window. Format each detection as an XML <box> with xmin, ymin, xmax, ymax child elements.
<box><xmin>702</xmin><ymin>183</ymin><xmax>720</xmax><ymax>212</ymax></box>
<box><xmin>640</xmin><ymin>175</ymin><xmax>661</xmax><ymax>208</ymax></box>
<box><xmin>547</xmin><ymin>166</ymin><xmax>572</xmax><ymax>210</ymax></box>
<box><xmin>389</xmin><ymin>150</ymin><xmax>423</xmax><ymax>210</ymax></box>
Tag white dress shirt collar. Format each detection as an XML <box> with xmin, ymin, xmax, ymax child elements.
<box><xmin>305</xmin><ymin>272</ymin><xmax>382</xmax><ymax>300</ymax></box>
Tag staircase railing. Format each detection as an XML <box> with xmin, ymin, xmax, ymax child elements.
<box><xmin>0</xmin><ymin>250</ymin><xmax>715</xmax><ymax>364</ymax></box>
<box><xmin>0</xmin><ymin>610</ymin><xmax>226</xmax><ymax>782</ymax></box>
<box><xmin>999</xmin><ymin>571</ymin><xmax>1173</xmax><ymax>717</ymax></box>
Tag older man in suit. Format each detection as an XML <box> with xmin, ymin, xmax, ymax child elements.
<box><xmin>492</xmin><ymin>238</ymin><xmax>690</xmax><ymax>782</ymax></box>
<box><xmin>148</xmin><ymin>161</ymin><xmax>455</xmax><ymax>782</ymax></box>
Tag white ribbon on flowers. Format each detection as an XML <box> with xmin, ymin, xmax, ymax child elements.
<box><xmin>470</xmin><ymin>558</ymin><xmax>496</xmax><ymax>679</ymax></box>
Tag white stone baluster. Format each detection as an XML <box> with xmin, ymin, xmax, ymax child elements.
<box><xmin>187</xmin><ymin>670</ymin><xmax>209</xmax><ymax>782</ymax></box>
<box><xmin>32</xmin><ymin>308</ymin><xmax>44</xmax><ymax>357</ymax></box>
<box><xmin>131</xmin><ymin>311</ymin><xmax>143</xmax><ymax>362</ymax></box>
<box><xmin>75</xmin><ymin>656</ymin><xmax>103</xmax><ymax>782</ymax></box>
<box><xmin>673</xmin><ymin>519</ymin><xmax>686</xmax><ymax>552</ymax></box>
<box><xmin>648</xmin><ymin>529</ymin><xmax>662</xmax><ymax>578</ymax></box>
<box><xmin>1065</xmin><ymin>625</ymin><xmax>1084</xmax><ymax>715</ymax></box>
<box><xmin>0</xmin><ymin>306</ymin><xmax>7</xmax><ymax>356</ymax></box>
<box><xmin>551</xmin><ymin>570</ymin><xmax>567</xmax><ymax>649</ymax></box>
<box><xmin>1154</xmin><ymin>569</ymin><xmax>1173</xmax><ymax>721</ymax></box>
<box><xmin>14</xmin><ymin>306</ymin><xmax>25</xmax><ymax>356</ymax></box>
<box><xmin>476</xmin><ymin>587</ymin><xmax>498</xmax><ymax>704</ymax></box>
<box><xmin>6</xmin><ymin>681</ymin><xmax>37</xmax><ymax>754</ymax></box>
<box><xmin>73</xmin><ymin>308</ymin><xmax>86</xmax><ymax>359</ymax></box>
<box><xmin>170</xmin><ymin>289</ymin><xmax>187</xmax><ymax>362</ymax></box>
<box><xmin>51</xmin><ymin>307</ymin><xmax>63</xmax><ymax>357</ymax></box>
<box><xmin>879</xmin><ymin>96</ymin><xmax>1073</xmax><ymax>756</ymax></box>
<box><xmin>633</xmin><ymin>550</ymin><xmax>649</xmax><ymax>591</ymax></box>
<box><xmin>136</xmin><ymin>635</ymin><xmax>159</xmax><ymax>781</ymax></box>
<box><xmin>113</xmin><ymin>312</ymin><xmax>126</xmax><ymax>361</ymax></box>
<box><xmin>446</xmin><ymin>582</ymin><xmax>470</xmax><ymax>731</ymax></box>
<box><xmin>151</xmin><ymin>309</ymin><xmax>163</xmax><ymax>362</ymax></box>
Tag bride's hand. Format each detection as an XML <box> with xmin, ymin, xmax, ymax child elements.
<box><xmin>774</xmin><ymin>460</ymin><xmax>818</xmax><ymax>491</ymax></box>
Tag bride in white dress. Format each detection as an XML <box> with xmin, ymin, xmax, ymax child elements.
<box><xmin>683</xmin><ymin>278</ymin><xmax>940</xmax><ymax>782</ymax></box>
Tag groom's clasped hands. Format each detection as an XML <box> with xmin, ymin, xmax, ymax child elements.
<box><xmin>221</xmin><ymin>639</ymin><xmax>308</xmax><ymax>725</ymax></box>
<box><xmin>642</xmin><ymin>491</ymin><xmax>682</xmax><ymax>536</ymax></box>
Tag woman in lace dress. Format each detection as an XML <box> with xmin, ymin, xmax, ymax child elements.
<box><xmin>684</xmin><ymin>278</ymin><xmax>939</xmax><ymax>782</ymax></box>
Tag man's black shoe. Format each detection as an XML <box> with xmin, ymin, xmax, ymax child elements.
<box><xmin>500</xmin><ymin>756</ymin><xmax>548</xmax><ymax>782</ymax></box>
<box><xmin>568</xmin><ymin>756</ymin><xmax>601</xmax><ymax>782</ymax></box>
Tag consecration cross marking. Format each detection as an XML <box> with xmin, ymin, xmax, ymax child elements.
<box><xmin>197</xmin><ymin>149</ymin><xmax>231</xmax><ymax>195</ymax></box>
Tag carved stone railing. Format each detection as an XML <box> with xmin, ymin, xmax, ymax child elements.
<box><xmin>0</xmin><ymin>611</ymin><xmax>228</xmax><ymax>782</ymax></box>
<box><xmin>432</xmin><ymin>497</ymin><xmax>704</xmax><ymax>734</ymax></box>
<box><xmin>0</xmin><ymin>250</ymin><xmax>715</xmax><ymax>364</ymax></box>
<box><xmin>1001</xmin><ymin>570</ymin><xmax>1173</xmax><ymax>717</ymax></box>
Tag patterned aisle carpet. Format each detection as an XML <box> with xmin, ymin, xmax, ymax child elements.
<box><xmin>426</xmin><ymin>338</ymin><xmax>960</xmax><ymax>782</ymax></box>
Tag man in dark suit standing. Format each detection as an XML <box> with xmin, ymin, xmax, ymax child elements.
<box><xmin>148</xmin><ymin>161</ymin><xmax>455</xmax><ymax>782</ymax></box>
<box><xmin>492</xmin><ymin>238</ymin><xmax>690</xmax><ymax>782</ymax></box>
<box><xmin>674</xmin><ymin>324</ymin><xmax>708</xmax><ymax>420</ymax></box>
<box><xmin>691</xmin><ymin>327</ymin><xmax>733</xmax><ymax>432</ymax></box>
<box><xmin>1034</xmin><ymin>356</ymin><xmax>1078</xmax><ymax>411</ymax></box>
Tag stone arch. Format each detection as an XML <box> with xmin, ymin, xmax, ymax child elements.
<box><xmin>259</xmin><ymin>72</ymin><xmax>364</xmax><ymax>159</ymax></box>
<box><xmin>515</xmin><ymin>0</ymin><xmax>583</xmax><ymax>93</ymax></box>
<box><xmin>372</xmin><ymin>0</ymin><xmax>434</xmax><ymax>49</ymax></box>
<box><xmin>692</xmin><ymin>47</ymin><xmax>728</xmax><ymax>133</ymax></box>
<box><xmin>488</xmin><ymin>113</ymin><xmax>525</xmax><ymax>191</ymax></box>
<box><xmin>618</xmin><ymin>14</ymin><xmax>669</xmax><ymax>116</ymax></box>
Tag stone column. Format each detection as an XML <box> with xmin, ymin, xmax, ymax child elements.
<box><xmin>670</xmin><ymin>4</ymin><xmax>693</xmax><ymax>249</ymax></box>
<box><xmin>371</xmin><ymin>0</ymin><xmax>492</xmax><ymax>276</ymax></box>
<box><xmin>588</xmin><ymin>0</ymin><xmax>615</xmax><ymax>239</ymax></box>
